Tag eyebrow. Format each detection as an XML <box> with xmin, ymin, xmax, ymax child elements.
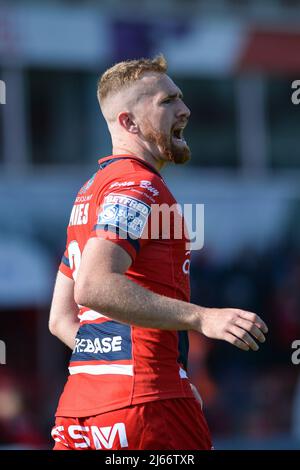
<box><xmin>162</xmin><ymin>91</ymin><xmax>183</xmax><ymax>101</ymax></box>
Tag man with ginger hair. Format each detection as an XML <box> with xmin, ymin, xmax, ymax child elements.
<box><xmin>49</xmin><ymin>55</ymin><xmax>268</xmax><ymax>450</ymax></box>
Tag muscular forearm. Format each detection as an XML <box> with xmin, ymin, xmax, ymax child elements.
<box><xmin>74</xmin><ymin>240</ymin><xmax>268</xmax><ymax>351</ymax></box>
<box><xmin>75</xmin><ymin>272</ymin><xmax>268</xmax><ymax>352</ymax></box>
<box><xmin>75</xmin><ymin>272</ymin><xmax>202</xmax><ymax>331</ymax></box>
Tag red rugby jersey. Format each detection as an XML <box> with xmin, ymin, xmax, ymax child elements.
<box><xmin>56</xmin><ymin>155</ymin><xmax>193</xmax><ymax>417</ymax></box>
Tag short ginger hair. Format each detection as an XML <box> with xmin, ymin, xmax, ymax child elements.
<box><xmin>97</xmin><ymin>54</ymin><xmax>167</xmax><ymax>106</ymax></box>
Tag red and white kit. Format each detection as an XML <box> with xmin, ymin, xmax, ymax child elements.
<box><xmin>52</xmin><ymin>154</ymin><xmax>212</xmax><ymax>450</ymax></box>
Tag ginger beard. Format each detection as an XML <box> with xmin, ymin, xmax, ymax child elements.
<box><xmin>143</xmin><ymin>120</ymin><xmax>191</xmax><ymax>165</ymax></box>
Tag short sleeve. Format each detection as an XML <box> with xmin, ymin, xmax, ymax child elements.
<box><xmin>58</xmin><ymin>247</ymin><xmax>73</xmax><ymax>279</ymax></box>
<box><xmin>90</xmin><ymin>173</ymin><xmax>164</xmax><ymax>263</ymax></box>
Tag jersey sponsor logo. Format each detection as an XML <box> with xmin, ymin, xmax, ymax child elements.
<box><xmin>129</xmin><ymin>188</ymin><xmax>156</xmax><ymax>203</ymax></box>
<box><xmin>109</xmin><ymin>181</ymin><xmax>135</xmax><ymax>189</ymax></box>
<box><xmin>51</xmin><ymin>425</ymin><xmax>69</xmax><ymax>447</ymax></box>
<box><xmin>140</xmin><ymin>180</ymin><xmax>159</xmax><ymax>197</ymax></box>
<box><xmin>71</xmin><ymin>321</ymin><xmax>132</xmax><ymax>362</ymax></box>
<box><xmin>54</xmin><ymin>423</ymin><xmax>128</xmax><ymax>449</ymax></box>
<box><xmin>74</xmin><ymin>335</ymin><xmax>122</xmax><ymax>354</ymax></box>
<box><xmin>90</xmin><ymin>423</ymin><xmax>128</xmax><ymax>450</ymax></box>
<box><xmin>69</xmin><ymin>203</ymin><xmax>89</xmax><ymax>226</ymax></box>
<box><xmin>75</xmin><ymin>194</ymin><xmax>92</xmax><ymax>204</ymax></box>
<box><xmin>97</xmin><ymin>194</ymin><xmax>151</xmax><ymax>239</ymax></box>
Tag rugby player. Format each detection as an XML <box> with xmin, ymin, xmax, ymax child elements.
<box><xmin>49</xmin><ymin>55</ymin><xmax>268</xmax><ymax>450</ymax></box>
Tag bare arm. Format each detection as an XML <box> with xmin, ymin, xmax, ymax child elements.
<box><xmin>75</xmin><ymin>238</ymin><xmax>268</xmax><ymax>351</ymax></box>
<box><xmin>49</xmin><ymin>271</ymin><xmax>80</xmax><ymax>349</ymax></box>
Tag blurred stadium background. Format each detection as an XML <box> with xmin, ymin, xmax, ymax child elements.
<box><xmin>1</xmin><ymin>0</ymin><xmax>300</xmax><ymax>450</ymax></box>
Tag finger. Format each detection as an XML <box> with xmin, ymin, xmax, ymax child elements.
<box><xmin>224</xmin><ymin>333</ymin><xmax>249</xmax><ymax>351</ymax></box>
<box><xmin>229</xmin><ymin>325</ymin><xmax>259</xmax><ymax>351</ymax></box>
<box><xmin>238</xmin><ymin>310</ymin><xmax>268</xmax><ymax>334</ymax></box>
<box><xmin>235</xmin><ymin>318</ymin><xmax>266</xmax><ymax>343</ymax></box>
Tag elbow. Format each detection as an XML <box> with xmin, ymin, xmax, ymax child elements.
<box><xmin>74</xmin><ymin>281</ymin><xmax>88</xmax><ymax>307</ymax></box>
<box><xmin>74</xmin><ymin>277</ymin><xmax>109</xmax><ymax>311</ymax></box>
<box><xmin>74</xmin><ymin>278</ymin><xmax>99</xmax><ymax>309</ymax></box>
<box><xmin>49</xmin><ymin>318</ymin><xmax>58</xmax><ymax>337</ymax></box>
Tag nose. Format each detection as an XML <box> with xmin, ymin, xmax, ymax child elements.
<box><xmin>177</xmin><ymin>100</ymin><xmax>191</xmax><ymax>120</ymax></box>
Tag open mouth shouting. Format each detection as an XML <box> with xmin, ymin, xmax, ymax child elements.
<box><xmin>171</xmin><ymin>125</ymin><xmax>187</xmax><ymax>145</ymax></box>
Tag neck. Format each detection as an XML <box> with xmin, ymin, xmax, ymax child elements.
<box><xmin>112</xmin><ymin>142</ymin><xmax>167</xmax><ymax>172</ymax></box>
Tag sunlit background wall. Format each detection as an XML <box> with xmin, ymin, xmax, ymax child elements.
<box><xmin>1</xmin><ymin>0</ymin><xmax>300</xmax><ymax>449</ymax></box>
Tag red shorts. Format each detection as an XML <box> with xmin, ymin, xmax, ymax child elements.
<box><xmin>52</xmin><ymin>398</ymin><xmax>212</xmax><ymax>450</ymax></box>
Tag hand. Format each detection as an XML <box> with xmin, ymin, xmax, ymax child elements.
<box><xmin>199</xmin><ymin>308</ymin><xmax>268</xmax><ymax>351</ymax></box>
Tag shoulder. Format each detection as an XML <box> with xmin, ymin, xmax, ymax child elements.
<box><xmin>97</xmin><ymin>158</ymin><xmax>169</xmax><ymax>202</ymax></box>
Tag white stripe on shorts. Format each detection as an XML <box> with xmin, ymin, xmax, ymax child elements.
<box><xmin>69</xmin><ymin>364</ymin><xmax>133</xmax><ymax>376</ymax></box>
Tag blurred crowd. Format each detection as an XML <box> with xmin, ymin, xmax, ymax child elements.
<box><xmin>189</xmin><ymin>240</ymin><xmax>300</xmax><ymax>441</ymax></box>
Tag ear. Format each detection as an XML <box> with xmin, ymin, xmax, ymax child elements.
<box><xmin>118</xmin><ymin>112</ymin><xmax>139</xmax><ymax>134</ymax></box>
